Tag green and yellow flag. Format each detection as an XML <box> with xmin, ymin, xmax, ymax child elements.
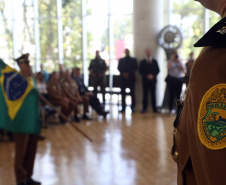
<box><xmin>0</xmin><ymin>59</ymin><xmax>40</xmax><ymax>134</ymax></box>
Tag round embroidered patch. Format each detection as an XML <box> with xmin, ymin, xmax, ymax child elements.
<box><xmin>198</xmin><ymin>84</ymin><xmax>226</xmax><ymax>150</ymax></box>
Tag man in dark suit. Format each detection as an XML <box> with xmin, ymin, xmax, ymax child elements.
<box><xmin>118</xmin><ymin>49</ymin><xmax>137</xmax><ymax>113</ymax></box>
<box><xmin>88</xmin><ymin>50</ymin><xmax>108</xmax><ymax>104</ymax></box>
<box><xmin>139</xmin><ymin>48</ymin><xmax>160</xmax><ymax>113</ymax></box>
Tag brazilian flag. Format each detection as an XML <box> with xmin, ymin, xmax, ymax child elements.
<box><xmin>0</xmin><ymin>59</ymin><xmax>40</xmax><ymax>134</ymax></box>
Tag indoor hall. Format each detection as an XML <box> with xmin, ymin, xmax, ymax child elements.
<box><xmin>0</xmin><ymin>105</ymin><xmax>177</xmax><ymax>185</ymax></box>
<box><xmin>0</xmin><ymin>0</ymin><xmax>220</xmax><ymax>185</ymax></box>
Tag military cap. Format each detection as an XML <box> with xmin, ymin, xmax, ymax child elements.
<box><xmin>14</xmin><ymin>53</ymin><xmax>30</xmax><ymax>64</ymax></box>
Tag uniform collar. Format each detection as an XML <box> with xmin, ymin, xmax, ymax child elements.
<box><xmin>194</xmin><ymin>17</ymin><xmax>226</xmax><ymax>47</ymax></box>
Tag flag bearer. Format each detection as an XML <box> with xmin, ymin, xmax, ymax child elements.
<box><xmin>0</xmin><ymin>53</ymin><xmax>41</xmax><ymax>185</ymax></box>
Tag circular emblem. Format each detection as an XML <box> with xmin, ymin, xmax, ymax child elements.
<box><xmin>198</xmin><ymin>84</ymin><xmax>226</xmax><ymax>150</ymax></box>
<box><xmin>158</xmin><ymin>25</ymin><xmax>183</xmax><ymax>50</ymax></box>
<box><xmin>3</xmin><ymin>72</ymin><xmax>28</xmax><ymax>101</ymax></box>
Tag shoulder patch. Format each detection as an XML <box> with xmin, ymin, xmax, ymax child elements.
<box><xmin>198</xmin><ymin>84</ymin><xmax>226</xmax><ymax>150</ymax></box>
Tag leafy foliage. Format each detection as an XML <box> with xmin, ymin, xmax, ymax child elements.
<box><xmin>172</xmin><ymin>0</ymin><xmax>220</xmax><ymax>60</ymax></box>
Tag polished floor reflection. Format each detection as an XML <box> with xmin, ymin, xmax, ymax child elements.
<box><xmin>0</xmin><ymin>105</ymin><xmax>177</xmax><ymax>185</ymax></box>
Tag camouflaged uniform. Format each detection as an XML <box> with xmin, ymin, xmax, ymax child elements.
<box><xmin>172</xmin><ymin>17</ymin><xmax>226</xmax><ymax>185</ymax></box>
<box><xmin>70</xmin><ymin>79</ymin><xmax>90</xmax><ymax>114</ymax></box>
<box><xmin>47</xmin><ymin>79</ymin><xmax>71</xmax><ymax>117</ymax></box>
<box><xmin>60</xmin><ymin>78</ymin><xmax>79</xmax><ymax>114</ymax></box>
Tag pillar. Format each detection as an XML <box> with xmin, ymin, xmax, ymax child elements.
<box><xmin>134</xmin><ymin>0</ymin><xmax>165</xmax><ymax>108</ymax></box>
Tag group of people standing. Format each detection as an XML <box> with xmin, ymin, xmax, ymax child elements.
<box><xmin>90</xmin><ymin>48</ymin><xmax>195</xmax><ymax>114</ymax></box>
<box><xmin>89</xmin><ymin>48</ymin><xmax>160</xmax><ymax>113</ymax></box>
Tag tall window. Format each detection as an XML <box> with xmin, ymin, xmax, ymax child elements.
<box><xmin>171</xmin><ymin>0</ymin><xmax>220</xmax><ymax>60</ymax></box>
<box><xmin>0</xmin><ymin>0</ymin><xmax>133</xmax><ymax>76</ymax></box>
<box><xmin>62</xmin><ymin>0</ymin><xmax>82</xmax><ymax>69</ymax></box>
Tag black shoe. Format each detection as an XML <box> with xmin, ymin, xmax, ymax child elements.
<box><xmin>102</xmin><ymin>111</ymin><xmax>109</xmax><ymax>119</ymax></box>
<box><xmin>119</xmin><ymin>109</ymin><xmax>125</xmax><ymax>113</ymax></box>
<box><xmin>82</xmin><ymin>114</ymin><xmax>91</xmax><ymax>120</ymax></box>
<box><xmin>59</xmin><ymin>116</ymin><xmax>66</xmax><ymax>124</ymax></box>
<box><xmin>8</xmin><ymin>136</ymin><xmax>14</xmax><ymax>142</ymax></box>
<box><xmin>74</xmin><ymin>115</ymin><xmax>81</xmax><ymax>122</ymax></box>
<box><xmin>153</xmin><ymin>110</ymin><xmax>159</xmax><ymax>113</ymax></box>
<box><xmin>38</xmin><ymin>135</ymin><xmax>46</xmax><ymax>141</ymax></box>
<box><xmin>27</xmin><ymin>178</ymin><xmax>41</xmax><ymax>185</ymax></box>
<box><xmin>141</xmin><ymin>109</ymin><xmax>147</xmax><ymax>114</ymax></box>
<box><xmin>45</xmin><ymin>109</ymin><xmax>55</xmax><ymax>117</ymax></box>
<box><xmin>17</xmin><ymin>183</ymin><xmax>27</xmax><ymax>185</ymax></box>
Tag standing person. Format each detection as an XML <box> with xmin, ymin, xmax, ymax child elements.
<box><xmin>40</xmin><ymin>64</ymin><xmax>49</xmax><ymax>84</ymax></box>
<box><xmin>59</xmin><ymin>63</ymin><xmax>65</xmax><ymax>80</ymax></box>
<box><xmin>172</xmin><ymin>1</ymin><xmax>226</xmax><ymax>185</ymax></box>
<box><xmin>88</xmin><ymin>50</ymin><xmax>108</xmax><ymax>104</ymax></box>
<box><xmin>166</xmin><ymin>51</ymin><xmax>185</xmax><ymax>113</ymax></box>
<box><xmin>0</xmin><ymin>54</ymin><xmax>41</xmax><ymax>185</ymax></box>
<box><xmin>35</xmin><ymin>72</ymin><xmax>47</xmax><ymax>95</ymax></box>
<box><xmin>118</xmin><ymin>48</ymin><xmax>138</xmax><ymax>113</ymax></box>
<box><xmin>139</xmin><ymin>48</ymin><xmax>160</xmax><ymax>113</ymax></box>
<box><xmin>185</xmin><ymin>52</ymin><xmax>195</xmax><ymax>86</ymax></box>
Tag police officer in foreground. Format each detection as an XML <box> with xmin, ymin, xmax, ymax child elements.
<box><xmin>172</xmin><ymin>0</ymin><xmax>226</xmax><ymax>184</ymax></box>
<box><xmin>88</xmin><ymin>50</ymin><xmax>108</xmax><ymax>105</ymax></box>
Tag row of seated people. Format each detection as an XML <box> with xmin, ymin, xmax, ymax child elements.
<box><xmin>35</xmin><ymin>67</ymin><xmax>109</xmax><ymax>123</ymax></box>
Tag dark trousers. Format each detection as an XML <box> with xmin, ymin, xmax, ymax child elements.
<box><xmin>120</xmin><ymin>79</ymin><xmax>136</xmax><ymax>110</ymax></box>
<box><xmin>89</xmin><ymin>95</ymin><xmax>103</xmax><ymax>115</ymax></box>
<box><xmin>91</xmin><ymin>77</ymin><xmax>105</xmax><ymax>104</ymax></box>
<box><xmin>142</xmin><ymin>81</ymin><xmax>157</xmax><ymax>111</ymax></box>
<box><xmin>14</xmin><ymin>134</ymin><xmax>39</xmax><ymax>184</ymax></box>
<box><xmin>167</xmin><ymin>76</ymin><xmax>183</xmax><ymax>111</ymax></box>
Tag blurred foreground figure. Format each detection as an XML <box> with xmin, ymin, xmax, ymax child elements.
<box><xmin>172</xmin><ymin>1</ymin><xmax>226</xmax><ymax>184</ymax></box>
<box><xmin>0</xmin><ymin>54</ymin><xmax>41</xmax><ymax>185</ymax></box>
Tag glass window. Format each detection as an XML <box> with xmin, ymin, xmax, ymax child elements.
<box><xmin>209</xmin><ymin>11</ymin><xmax>221</xmax><ymax>27</ymax></box>
<box><xmin>39</xmin><ymin>0</ymin><xmax>58</xmax><ymax>72</ymax></box>
<box><xmin>112</xmin><ymin>15</ymin><xmax>133</xmax><ymax>75</ymax></box>
<box><xmin>19</xmin><ymin>4</ymin><xmax>36</xmax><ymax>66</ymax></box>
<box><xmin>62</xmin><ymin>0</ymin><xmax>82</xmax><ymax>16</ymax></box>
<box><xmin>172</xmin><ymin>0</ymin><xmax>205</xmax><ymax>60</ymax></box>
<box><xmin>110</xmin><ymin>0</ymin><xmax>133</xmax><ymax>15</ymax></box>
<box><xmin>86</xmin><ymin>15</ymin><xmax>109</xmax><ymax>65</ymax></box>
<box><xmin>62</xmin><ymin>0</ymin><xmax>83</xmax><ymax>69</ymax></box>
<box><xmin>0</xmin><ymin>1</ymin><xmax>14</xmax><ymax>65</ymax></box>
<box><xmin>87</xmin><ymin>0</ymin><xmax>109</xmax><ymax>15</ymax></box>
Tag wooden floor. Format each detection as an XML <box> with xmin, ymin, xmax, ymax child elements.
<box><xmin>0</xmin><ymin>105</ymin><xmax>177</xmax><ymax>185</ymax></box>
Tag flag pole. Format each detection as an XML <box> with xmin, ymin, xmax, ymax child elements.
<box><xmin>39</xmin><ymin>95</ymin><xmax>93</xmax><ymax>142</ymax></box>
